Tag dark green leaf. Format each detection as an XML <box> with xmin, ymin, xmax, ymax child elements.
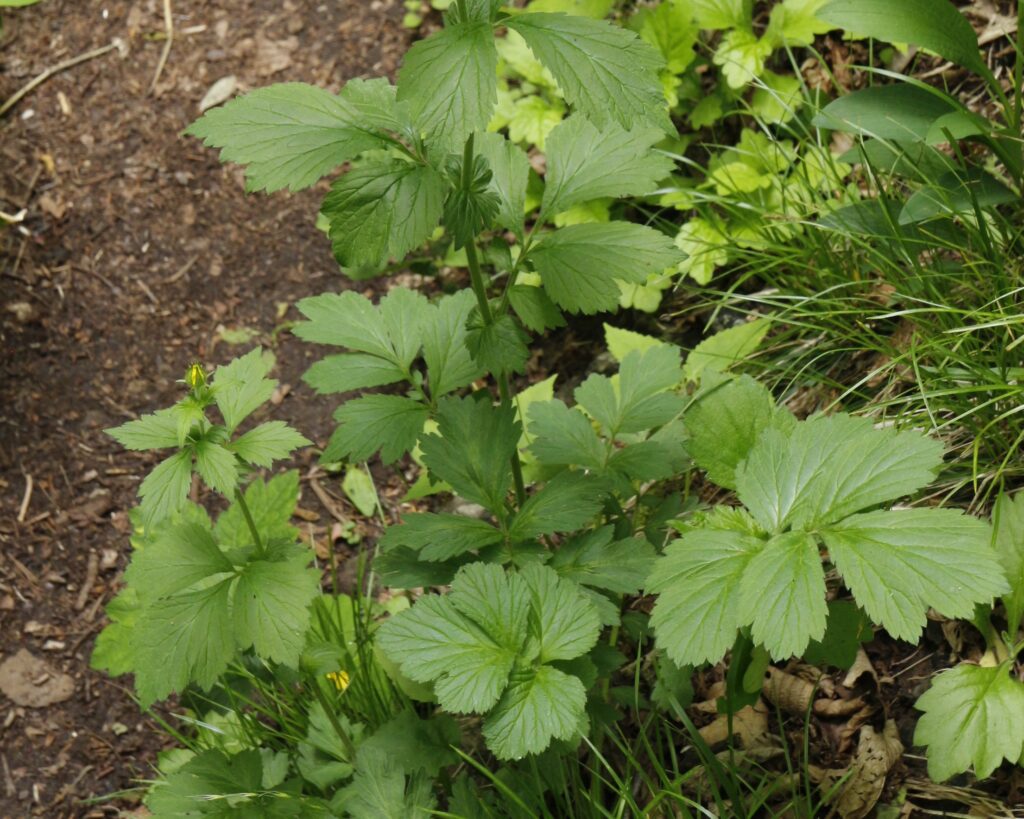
<box><xmin>508</xmin><ymin>472</ymin><xmax>608</xmax><ymax>540</ymax></box>
<box><xmin>381</xmin><ymin>513</ymin><xmax>504</xmax><ymax>561</ymax></box>
<box><xmin>465</xmin><ymin>311</ymin><xmax>531</xmax><ymax>375</ymax></box>
<box><xmin>326</xmin><ymin>395</ymin><xmax>429</xmax><ymax>464</ymax></box>
<box><xmin>509</xmin><ymin>285</ymin><xmax>566</xmax><ymax>333</ymax></box>
<box><xmin>813</xmin><ymin>84</ymin><xmax>959</xmax><ymax>142</ymax></box>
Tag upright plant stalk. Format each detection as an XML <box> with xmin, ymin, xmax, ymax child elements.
<box><xmin>234</xmin><ymin>488</ymin><xmax>265</xmax><ymax>558</ymax></box>
<box><xmin>461</xmin><ymin>134</ymin><xmax>528</xmax><ymax>508</ymax></box>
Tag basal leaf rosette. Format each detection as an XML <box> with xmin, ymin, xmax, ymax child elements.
<box><xmin>377</xmin><ymin>562</ymin><xmax>600</xmax><ymax>760</ymax></box>
<box><xmin>649</xmin><ymin>410</ymin><xmax>1009</xmax><ymax>667</ymax></box>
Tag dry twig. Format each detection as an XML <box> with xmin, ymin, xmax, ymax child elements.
<box><xmin>149</xmin><ymin>0</ymin><xmax>174</xmax><ymax>95</ymax></box>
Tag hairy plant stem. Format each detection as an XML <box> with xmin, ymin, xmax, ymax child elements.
<box><xmin>462</xmin><ymin>134</ymin><xmax>528</xmax><ymax>508</ymax></box>
<box><xmin>234</xmin><ymin>489</ymin><xmax>265</xmax><ymax>558</ymax></box>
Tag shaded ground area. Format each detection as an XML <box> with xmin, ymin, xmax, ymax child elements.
<box><xmin>0</xmin><ymin>1</ymin><xmax>409</xmax><ymax>814</ymax></box>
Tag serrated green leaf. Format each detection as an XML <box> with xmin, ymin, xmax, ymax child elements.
<box><xmin>803</xmin><ymin>600</ymin><xmax>874</xmax><ymax>669</ymax></box>
<box><xmin>528</xmin><ymin>222</ymin><xmax>683</xmax><ymax>314</ymax></box>
<box><xmin>508</xmin><ymin>94</ymin><xmax>565</xmax><ymax>150</ymax></box>
<box><xmin>739</xmin><ymin>531</ymin><xmax>827</xmax><ymax>659</ymax></box>
<box><xmin>91</xmin><ymin>590</ymin><xmax>141</xmax><ymax>677</ymax></box>
<box><xmin>216</xmin><ymin>471</ymin><xmax>300</xmax><ymax>548</ymax></box>
<box><xmin>914</xmin><ymin>663</ymin><xmax>1024</xmax><ymax>781</ymax></box>
<box><xmin>604</xmin><ymin>324</ymin><xmax>666</xmax><ymax>363</ymax></box>
<box><xmin>422</xmin><ymin>291</ymin><xmax>482</xmax><ymax>397</ymax></box>
<box><xmin>233</xmin><ymin>554</ymin><xmax>320</xmax><ymax>667</ymax></box>
<box><xmin>692</xmin><ymin>0</ymin><xmax>748</xmax><ymax>29</ymax></box>
<box><xmin>823</xmin><ymin>508</ymin><xmax>1007</xmax><ymax>641</ymax></box>
<box><xmin>398</xmin><ymin>21</ymin><xmax>498</xmax><ymax>150</ymax></box>
<box><xmin>522</xmin><ymin>563</ymin><xmax>601</xmax><ymax>663</ymax></box>
<box><xmin>358</xmin><ymin>711</ymin><xmax>461</xmax><ymax>777</ymax></box>
<box><xmin>736</xmin><ymin>413</ymin><xmax>943</xmax><ymax>531</ymax></box>
<box><xmin>194</xmin><ymin>439</ymin><xmax>239</xmax><ymax>496</ymax></box>
<box><xmin>125</xmin><ymin>521</ymin><xmax>233</xmax><ymax>602</ymax></box>
<box><xmin>419</xmin><ymin>396</ymin><xmax>519</xmax><ymax>512</ymax></box>
<box><xmin>819</xmin><ymin>0</ymin><xmax>986</xmax><ymax>73</ymax></box>
<box><xmin>765</xmin><ymin>0</ymin><xmax>829</xmax><ymax>48</ymax></box>
<box><xmin>326</xmin><ymin>395</ymin><xmax>429</xmax><ymax>464</ymax></box>
<box><xmin>184</xmin><ymin>81</ymin><xmax>398</xmax><ymax>193</ymax></box>
<box><xmin>465</xmin><ymin>311</ymin><xmax>531</xmax><ymax>375</ymax></box>
<box><xmin>684</xmin><ymin>319</ymin><xmax>770</xmax><ymax>382</ymax></box>
<box><xmin>508</xmin><ymin>472</ymin><xmax>608</xmax><ymax>541</ymax></box>
<box><xmin>527</xmin><ymin>400</ymin><xmax>606</xmax><ymax>470</ymax></box>
<box><xmin>628</xmin><ymin>0</ymin><xmax>698</xmax><ymax>74</ymax></box>
<box><xmin>228</xmin><ymin>421</ymin><xmax>310</xmax><ymax>468</ymax></box>
<box><xmin>606</xmin><ymin>435</ymin><xmax>687</xmax><ymax>481</ymax></box>
<box><xmin>507</xmin><ymin>13</ymin><xmax>668</xmax><ymax>131</ymax></box>
<box><xmin>139</xmin><ymin>449</ymin><xmax>194</xmax><ymax>527</ymax></box>
<box><xmin>338</xmin><ymin>749</ymin><xmax>437</xmax><ymax>819</ymax></box>
<box><xmin>212</xmin><ymin>348</ymin><xmax>276</xmax><ymax>432</ymax></box>
<box><xmin>648</xmin><ymin>528</ymin><xmax>763</xmax><ymax>666</ymax></box>
<box><xmin>106</xmin><ymin>408</ymin><xmax>180</xmax><ymax>451</ymax></box>
<box><xmin>145</xmin><ymin>749</ymin><xmax>268</xmax><ymax>815</ymax></box>
<box><xmin>135</xmin><ymin>578</ymin><xmax>235</xmax><ymax>705</ymax></box>
<box><xmin>541</xmin><ymin>116</ymin><xmax>673</xmax><ymax>218</ymax></box>
<box><xmin>475</xmin><ymin>132</ymin><xmax>531</xmax><ymax>233</ymax></box>
<box><xmin>509</xmin><ymin>285</ymin><xmax>566</xmax><ymax>333</ymax></box>
<box><xmin>685</xmin><ymin>374</ymin><xmax>788</xmax><ymax>489</ymax></box>
<box><xmin>550</xmin><ymin>526</ymin><xmax>656</xmax><ymax>594</ymax></box>
<box><xmin>713</xmin><ymin>29</ymin><xmax>772</xmax><ymax>89</ymax></box>
<box><xmin>993</xmin><ymin>492</ymin><xmax>1024</xmax><ymax>634</ymax></box>
<box><xmin>812</xmin><ymin>84</ymin><xmax>959</xmax><ymax>143</ymax></box>
<box><xmin>322</xmin><ymin>159</ymin><xmax>446</xmax><ymax>271</ymax></box>
<box><xmin>576</xmin><ymin>345</ymin><xmax>684</xmax><ymax>436</ymax></box>
<box><xmin>482</xmin><ymin>665</ymin><xmax>586</xmax><ymax>760</ymax></box>
<box><xmin>381</xmin><ymin>513</ymin><xmax>504</xmax><ymax>561</ymax></box>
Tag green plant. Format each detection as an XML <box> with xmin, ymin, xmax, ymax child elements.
<box><xmin>94</xmin><ymin>0</ymin><xmax>1024</xmax><ymax>811</ymax></box>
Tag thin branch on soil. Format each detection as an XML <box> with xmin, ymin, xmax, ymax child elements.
<box><xmin>74</xmin><ymin>552</ymin><xmax>99</xmax><ymax>611</ymax></box>
<box><xmin>16</xmin><ymin>474</ymin><xmax>32</xmax><ymax>523</ymax></box>
<box><xmin>0</xmin><ymin>40</ymin><xmax>124</xmax><ymax>118</ymax></box>
<box><xmin>149</xmin><ymin>0</ymin><xmax>174</xmax><ymax>95</ymax></box>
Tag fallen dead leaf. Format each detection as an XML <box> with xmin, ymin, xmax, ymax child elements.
<box><xmin>199</xmin><ymin>75</ymin><xmax>237</xmax><ymax>111</ymax></box>
<box><xmin>697</xmin><ymin>701</ymin><xmax>768</xmax><ymax>748</ymax></box>
<box><xmin>821</xmin><ymin>720</ymin><xmax>903</xmax><ymax>819</ymax></box>
<box><xmin>0</xmin><ymin>650</ymin><xmax>75</xmax><ymax>708</ymax></box>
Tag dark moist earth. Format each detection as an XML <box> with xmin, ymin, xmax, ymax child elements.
<box><xmin>0</xmin><ymin>2</ymin><xmax>1021</xmax><ymax>817</ymax></box>
<box><xmin>0</xmin><ymin>1</ymin><xmax>411</xmax><ymax>815</ymax></box>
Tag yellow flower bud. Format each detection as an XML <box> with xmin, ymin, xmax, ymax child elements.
<box><xmin>185</xmin><ymin>362</ymin><xmax>206</xmax><ymax>390</ymax></box>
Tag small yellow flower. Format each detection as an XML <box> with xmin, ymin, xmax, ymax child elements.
<box><xmin>185</xmin><ymin>361</ymin><xmax>207</xmax><ymax>390</ymax></box>
<box><xmin>326</xmin><ymin>670</ymin><xmax>351</xmax><ymax>693</ymax></box>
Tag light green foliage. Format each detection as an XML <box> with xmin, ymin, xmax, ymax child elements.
<box><xmin>336</xmin><ymin>749</ymin><xmax>437</xmax><ymax>818</ymax></box>
<box><xmin>714</xmin><ymin>30</ymin><xmax>773</xmax><ymax>90</ymax></box>
<box><xmin>914</xmin><ymin>663</ymin><xmax>1024</xmax><ymax>781</ymax></box>
<box><xmin>212</xmin><ymin>348</ymin><xmax>278</xmax><ymax>432</ymax></box>
<box><xmin>378</xmin><ymin>563</ymin><xmax>599</xmax><ymax>759</ymax></box>
<box><xmin>675</xmin><ymin>218</ymin><xmax>728</xmax><ymax>284</ymax></box>
<box><xmin>342</xmin><ymin>466</ymin><xmax>380</xmax><ymax>517</ymax></box>
<box><xmin>184</xmin><ymin>81</ymin><xmax>400</xmax><ymax>193</ymax></box>
<box><xmin>628</xmin><ymin>0</ymin><xmax>699</xmax><ymax>75</ymax></box>
<box><xmin>651</xmin><ymin>386</ymin><xmax>1007</xmax><ymax>666</ymax></box>
<box><xmin>683</xmin><ymin>318</ymin><xmax>770</xmax><ymax>382</ymax></box>
<box><xmin>993</xmin><ymin>493</ymin><xmax>1024</xmax><ymax>635</ymax></box>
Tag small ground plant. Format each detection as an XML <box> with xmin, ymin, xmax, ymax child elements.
<box><xmin>95</xmin><ymin>0</ymin><xmax>1024</xmax><ymax>814</ymax></box>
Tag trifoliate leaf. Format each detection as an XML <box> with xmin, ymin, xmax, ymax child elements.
<box><xmin>322</xmin><ymin>159</ymin><xmax>446</xmax><ymax>271</ymax></box>
<box><xmin>914</xmin><ymin>663</ymin><xmax>1024</xmax><ymax>781</ymax></box>
<box><xmin>648</xmin><ymin>528</ymin><xmax>764</xmax><ymax>667</ymax></box>
<box><xmin>125</xmin><ymin>521</ymin><xmax>233</xmax><ymax>602</ymax></box>
<box><xmin>576</xmin><ymin>345</ymin><xmax>684</xmax><ymax>436</ymax></box>
<box><xmin>528</xmin><ymin>222</ymin><xmax>683</xmax><ymax>314</ymax></box>
<box><xmin>215</xmin><ymin>471</ymin><xmax>299</xmax><ymax>548</ymax></box>
<box><xmin>134</xmin><ymin>578</ymin><xmax>235</xmax><ymax>705</ymax></box>
<box><xmin>139</xmin><ymin>449</ymin><xmax>193</xmax><ymax>527</ymax></box>
<box><xmin>506</xmin><ymin>13</ymin><xmax>668</xmax><ymax>131</ymax></box>
<box><xmin>508</xmin><ymin>472</ymin><xmax>608</xmax><ymax>541</ymax></box>
<box><xmin>823</xmin><ymin>508</ymin><xmax>1007</xmax><ymax>642</ymax></box>
<box><xmin>397</xmin><ymin>20</ymin><xmax>498</xmax><ymax>151</ymax></box>
<box><xmin>193</xmin><ymin>439</ymin><xmax>239</xmax><ymax>496</ymax></box>
<box><xmin>482</xmin><ymin>665</ymin><xmax>586</xmax><ymax>760</ymax></box>
<box><xmin>509</xmin><ymin>285</ymin><xmax>566</xmax><ymax>333</ymax></box>
<box><xmin>212</xmin><ymin>348</ymin><xmax>276</xmax><ymax>432</ymax></box>
<box><xmin>993</xmin><ymin>492</ymin><xmax>1024</xmax><ymax>634</ymax></box>
<box><xmin>522</xmin><ymin>562</ymin><xmax>601</xmax><ymax>663</ymax></box>
<box><xmin>540</xmin><ymin>116</ymin><xmax>673</xmax><ymax>218</ymax></box>
<box><xmin>684</xmin><ymin>319</ymin><xmax>770</xmax><ymax>382</ymax></box>
<box><xmin>422</xmin><ymin>290</ymin><xmax>481</xmax><ymax>397</ymax></box>
<box><xmin>295</xmin><ymin>289</ymin><xmax>429</xmax><ymax>371</ymax></box>
<box><xmin>685</xmin><ymin>374</ymin><xmax>788</xmax><ymax>489</ymax></box>
<box><xmin>550</xmin><ymin>526</ymin><xmax>657</xmax><ymax>594</ymax></box>
<box><xmin>735</xmin><ymin>413</ymin><xmax>944</xmax><ymax>531</ymax></box>
<box><xmin>106</xmin><ymin>408</ymin><xmax>180</xmax><ymax>451</ymax></box>
<box><xmin>233</xmin><ymin>553</ymin><xmax>321</xmax><ymax>667</ymax></box>
<box><xmin>527</xmin><ymin>400</ymin><xmax>606</xmax><ymax>470</ymax></box>
<box><xmin>739</xmin><ymin>531</ymin><xmax>827</xmax><ymax>659</ymax></box>
<box><xmin>419</xmin><ymin>396</ymin><xmax>520</xmax><ymax>513</ymax></box>
<box><xmin>465</xmin><ymin>311</ymin><xmax>531</xmax><ymax>375</ymax></box>
<box><xmin>227</xmin><ymin>421</ymin><xmax>310</xmax><ymax>468</ymax></box>
<box><xmin>184</xmin><ymin>82</ymin><xmax>396</xmax><ymax>193</ymax></box>
<box><xmin>475</xmin><ymin>132</ymin><xmax>531</xmax><ymax>233</ymax></box>
<box><xmin>326</xmin><ymin>396</ymin><xmax>429</xmax><ymax>464</ymax></box>
<box><xmin>378</xmin><ymin>566</ymin><xmax>526</xmax><ymax>713</ymax></box>
<box><xmin>381</xmin><ymin>513</ymin><xmax>504</xmax><ymax>562</ymax></box>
